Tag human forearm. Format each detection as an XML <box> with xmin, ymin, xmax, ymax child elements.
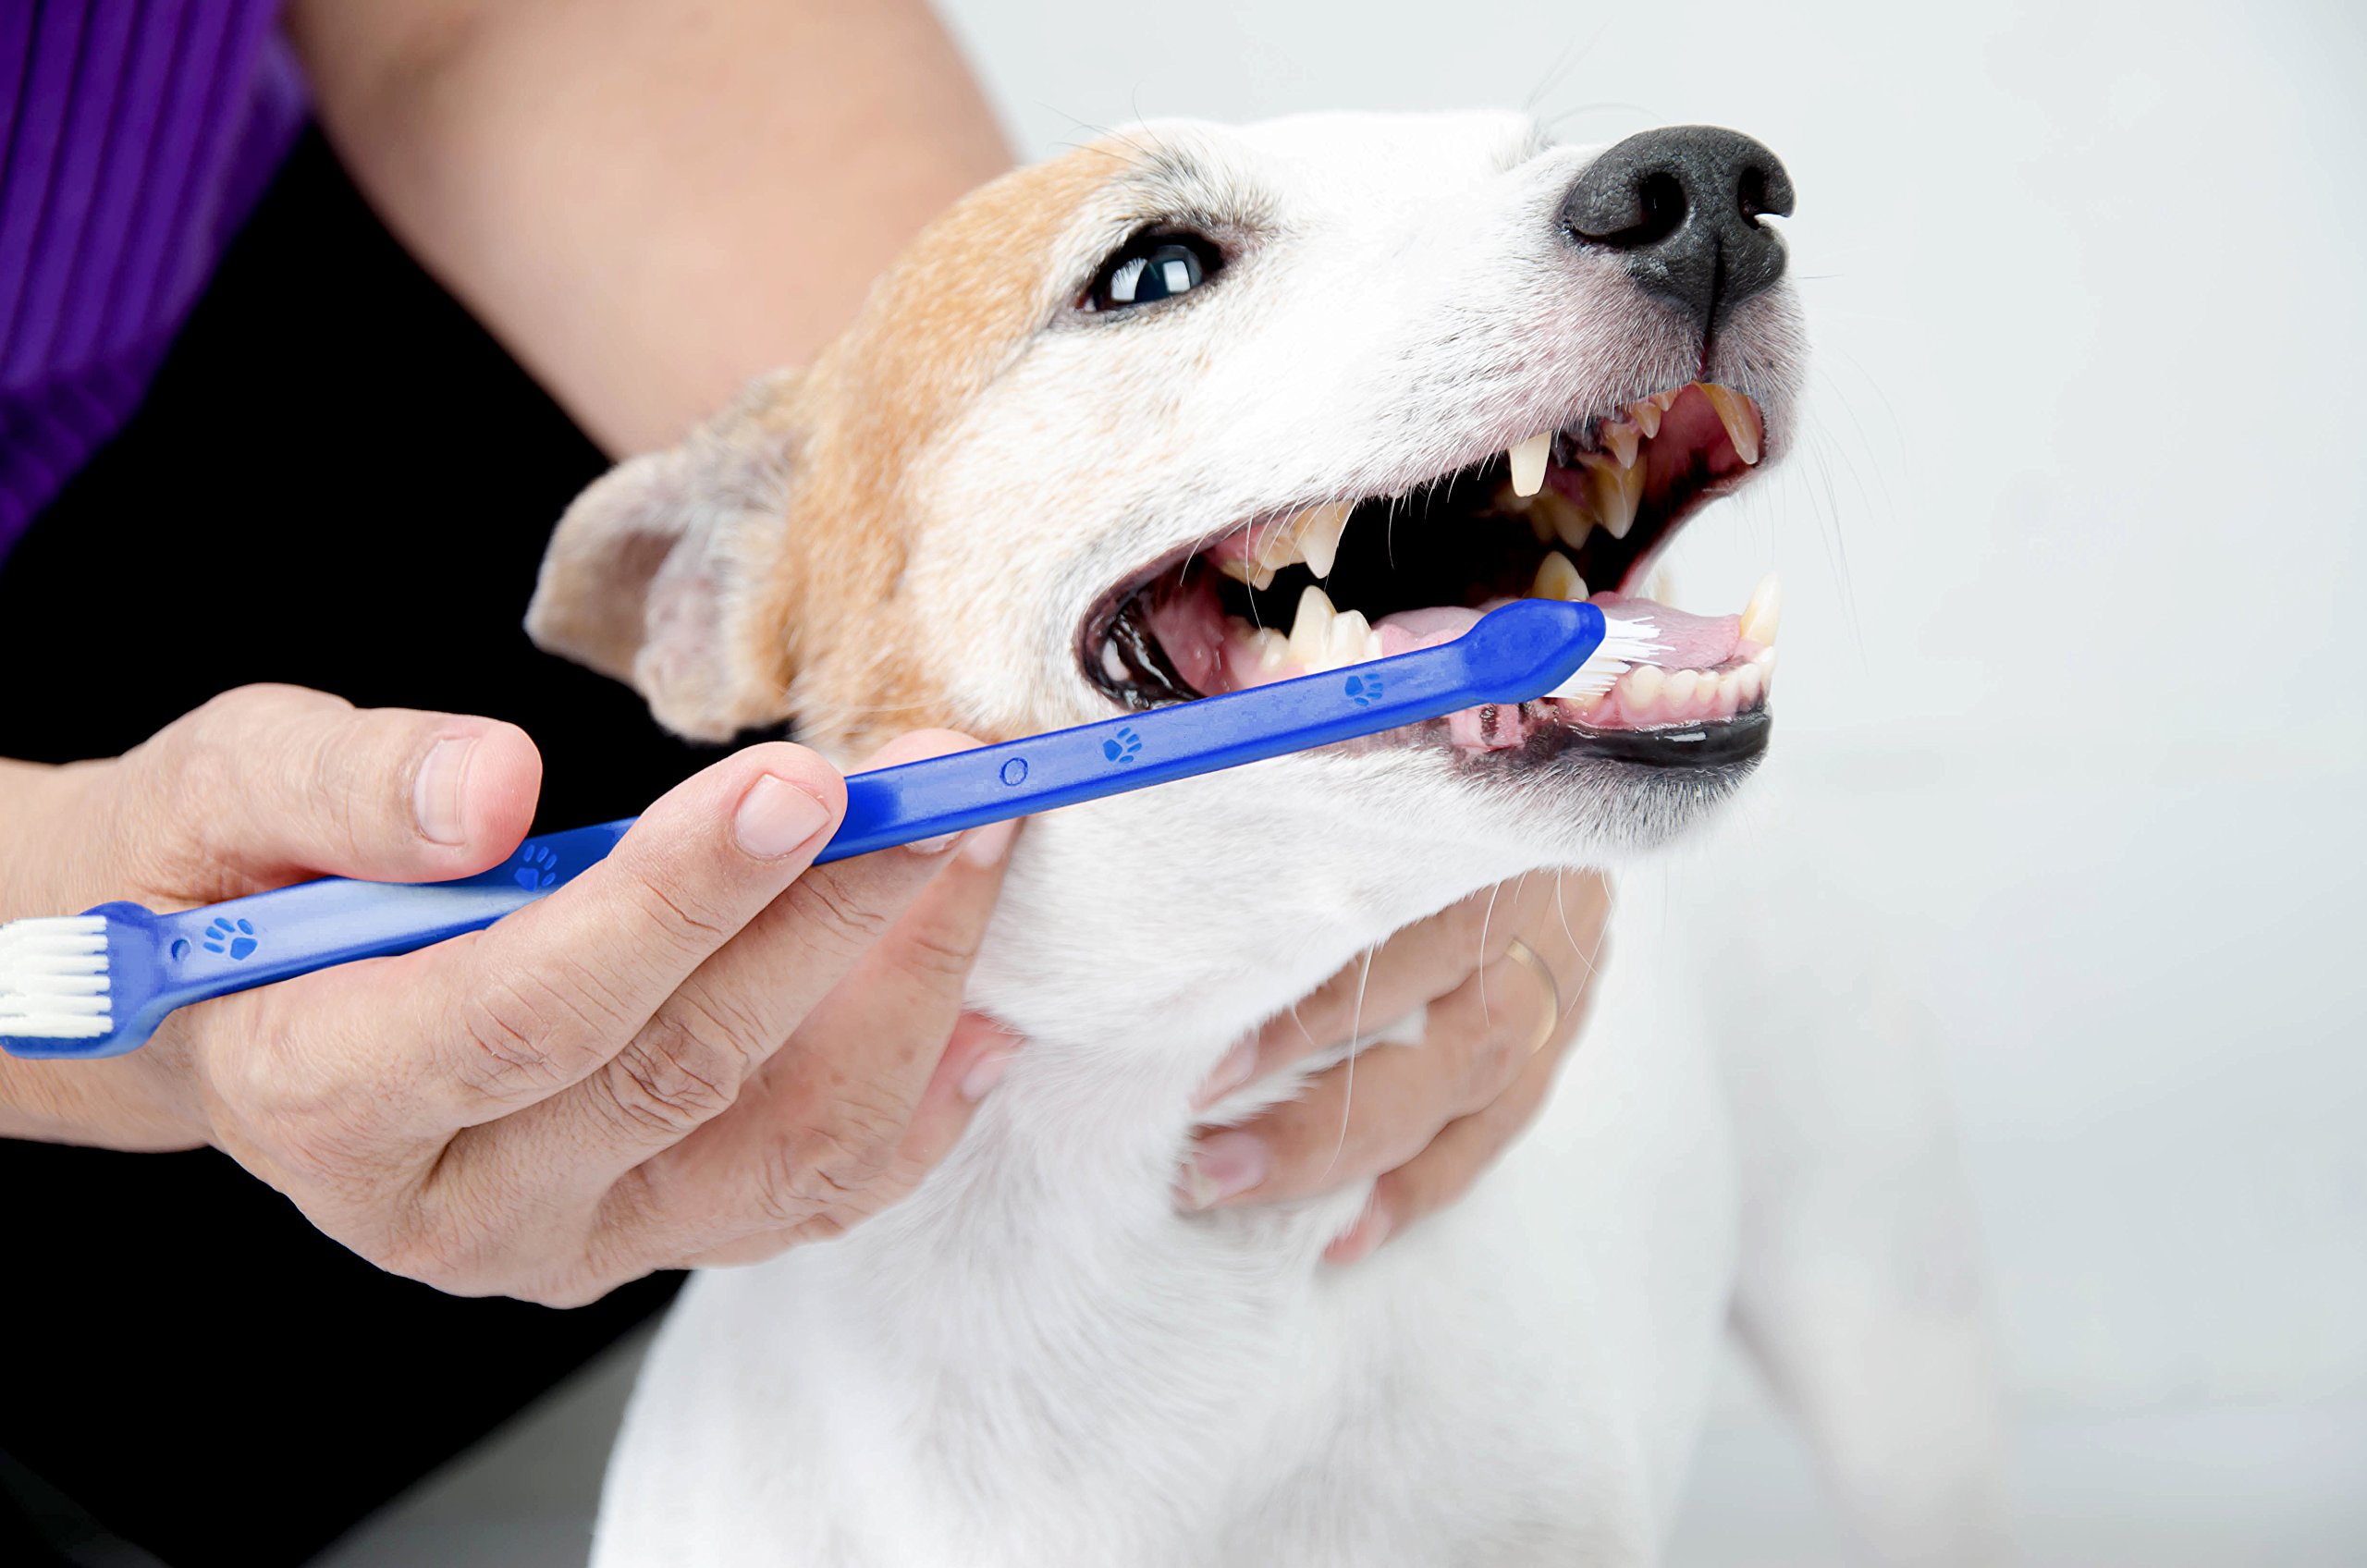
<box><xmin>287</xmin><ymin>0</ymin><xmax>1013</xmax><ymax>455</ymax></box>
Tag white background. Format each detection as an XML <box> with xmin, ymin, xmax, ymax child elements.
<box><xmin>926</xmin><ymin>0</ymin><xmax>2366</xmax><ymax>1555</ymax></box>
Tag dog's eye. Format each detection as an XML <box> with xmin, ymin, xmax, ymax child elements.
<box><xmin>1082</xmin><ymin>232</ymin><xmax>1223</xmax><ymax>313</ymax></box>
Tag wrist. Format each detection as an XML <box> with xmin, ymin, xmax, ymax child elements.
<box><xmin>2</xmin><ymin>756</ymin><xmax>209</xmax><ymax>1149</ymax></box>
<box><xmin>0</xmin><ymin>1042</ymin><xmax>206</xmax><ymax>1150</ymax></box>
<box><xmin>0</xmin><ymin>755</ymin><xmax>120</xmax><ymax>921</ymax></box>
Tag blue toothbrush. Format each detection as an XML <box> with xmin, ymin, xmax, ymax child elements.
<box><xmin>0</xmin><ymin>599</ymin><xmax>1656</xmax><ymax>1059</ymax></box>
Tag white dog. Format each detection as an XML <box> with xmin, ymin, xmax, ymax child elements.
<box><xmin>528</xmin><ymin>111</ymin><xmax>2007</xmax><ymax>1566</ymax></box>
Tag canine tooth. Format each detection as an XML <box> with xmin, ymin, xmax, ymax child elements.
<box><xmin>1700</xmin><ymin>384</ymin><xmax>1762</xmax><ymax>465</ymax></box>
<box><xmin>1216</xmin><ymin>555</ymin><xmax>1278</xmax><ymax>591</ymax></box>
<box><xmin>1508</xmin><ymin>432</ymin><xmax>1552</xmax><ymax>497</ymax></box>
<box><xmin>1494</xmin><ymin>482</ymin><xmax>1534</xmax><ymax>513</ymax></box>
<box><xmin>1294</xmin><ymin>502</ymin><xmax>1352</xmax><ymax>579</ymax></box>
<box><xmin>1101</xmin><ymin>642</ymin><xmax>1128</xmax><ymax>681</ymax></box>
<box><xmin>1530</xmin><ymin>550</ymin><xmax>1587</xmax><ymax>601</ymax></box>
<box><xmin>1533</xmin><ymin>487</ymin><xmax>1594</xmax><ymax>550</ymax></box>
<box><xmin>1629</xmin><ymin>399</ymin><xmax>1662</xmax><ymax>438</ymax></box>
<box><xmin>1603</xmin><ymin>421</ymin><xmax>1641</xmax><ymax>469</ymax></box>
<box><xmin>1287</xmin><ymin>584</ymin><xmax>1338</xmax><ymax>665</ymax></box>
<box><xmin>1589</xmin><ymin>459</ymin><xmax>1647</xmax><ymax>539</ymax></box>
<box><xmin>1739</xmin><ymin>571</ymin><xmax>1782</xmax><ymax>645</ymax></box>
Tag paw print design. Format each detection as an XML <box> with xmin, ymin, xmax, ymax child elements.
<box><xmin>513</xmin><ymin>842</ymin><xmax>561</xmax><ymax>890</ymax></box>
<box><xmin>1344</xmin><ymin>672</ymin><xmax>1384</xmax><ymax>708</ymax></box>
<box><xmin>1102</xmin><ymin>726</ymin><xmax>1143</xmax><ymax>765</ymax></box>
<box><xmin>202</xmin><ymin>916</ymin><xmax>259</xmax><ymax>962</ymax></box>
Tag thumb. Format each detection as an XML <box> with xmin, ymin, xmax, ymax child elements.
<box><xmin>106</xmin><ymin>685</ymin><xmax>543</xmax><ymax>901</ymax></box>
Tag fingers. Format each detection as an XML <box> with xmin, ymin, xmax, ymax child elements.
<box><xmin>672</xmin><ymin>1011</ymin><xmax>1023</xmax><ymax>1268</ymax></box>
<box><xmin>318</xmin><ymin>740</ymin><xmax>851</xmax><ymax>1140</ymax></box>
<box><xmin>1182</xmin><ymin>870</ymin><xmax>1610</xmax><ymax>1222</ymax></box>
<box><xmin>1179</xmin><ymin>946</ymin><xmax>1555</xmax><ymax>1209</ymax></box>
<box><xmin>1324</xmin><ymin>1025</ymin><xmax>1566</xmax><ymax>1265</ymax></box>
<box><xmin>459</xmin><ymin>730</ymin><xmax>1015</xmax><ymax>1217</ymax></box>
<box><xmin>580</xmin><ymin>773</ymin><xmax>1021</xmax><ymax>1266</ymax></box>
<box><xmin>1202</xmin><ymin>874</ymin><xmax>1563</xmax><ymax>1107</ymax></box>
<box><xmin>112</xmin><ymin>684</ymin><xmax>543</xmax><ymax>900</ymax></box>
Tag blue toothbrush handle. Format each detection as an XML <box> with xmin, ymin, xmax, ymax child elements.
<box><xmin>18</xmin><ymin>600</ymin><xmax>1602</xmax><ymax>1058</ymax></box>
<box><xmin>817</xmin><ymin>597</ymin><xmax>1606</xmax><ymax>858</ymax></box>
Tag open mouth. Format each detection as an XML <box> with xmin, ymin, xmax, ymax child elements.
<box><xmin>1080</xmin><ymin>381</ymin><xmax>1782</xmax><ymax>766</ymax></box>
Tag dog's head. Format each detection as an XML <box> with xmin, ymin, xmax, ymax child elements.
<box><xmin>531</xmin><ymin>112</ymin><xmax>1804</xmax><ymax>1004</ymax></box>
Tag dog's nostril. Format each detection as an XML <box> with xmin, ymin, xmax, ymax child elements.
<box><xmin>1561</xmin><ymin>125</ymin><xmax>1795</xmax><ymax>340</ymax></box>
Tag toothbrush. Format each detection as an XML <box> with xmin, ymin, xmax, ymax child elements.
<box><xmin>1</xmin><ymin>598</ymin><xmax>1657</xmax><ymax>1059</ymax></box>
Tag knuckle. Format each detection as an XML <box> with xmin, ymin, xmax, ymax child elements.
<box><xmin>892</xmin><ymin>914</ymin><xmax>988</xmax><ymax>986</ymax></box>
<box><xmin>620</xmin><ymin>876</ymin><xmax>738</xmax><ymax>962</ymax></box>
<box><xmin>451</xmin><ymin>971</ymin><xmax>613</xmax><ymax>1103</ymax></box>
<box><xmin>750</xmin><ymin>1103</ymin><xmax>904</xmax><ymax>1229</ymax></box>
<box><xmin>1461</xmin><ymin>1024</ymin><xmax>1523</xmax><ymax>1104</ymax></box>
<box><xmin>598</xmin><ymin>1008</ymin><xmax>753</xmax><ymax>1139</ymax></box>
<box><xmin>795</xmin><ymin>874</ymin><xmax>899</xmax><ymax>956</ymax></box>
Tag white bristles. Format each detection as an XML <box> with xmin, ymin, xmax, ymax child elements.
<box><xmin>1546</xmin><ymin>615</ymin><xmax>1665</xmax><ymax>701</ymax></box>
<box><xmin>0</xmin><ymin>915</ymin><xmax>114</xmax><ymax>1039</ymax></box>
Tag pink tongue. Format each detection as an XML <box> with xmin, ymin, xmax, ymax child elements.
<box><xmin>1592</xmin><ymin>593</ymin><xmax>1741</xmax><ymax>670</ymax></box>
<box><xmin>1374</xmin><ymin>595</ymin><xmax>1740</xmax><ymax>669</ymax></box>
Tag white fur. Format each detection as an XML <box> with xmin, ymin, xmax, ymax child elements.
<box><xmin>588</xmin><ymin>114</ymin><xmax>2004</xmax><ymax>1565</ymax></box>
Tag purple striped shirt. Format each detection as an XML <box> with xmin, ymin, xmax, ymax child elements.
<box><xmin>0</xmin><ymin>0</ymin><xmax>304</xmax><ymax>565</ymax></box>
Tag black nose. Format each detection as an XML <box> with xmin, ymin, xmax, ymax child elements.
<box><xmin>1561</xmin><ymin>125</ymin><xmax>1795</xmax><ymax>337</ymax></box>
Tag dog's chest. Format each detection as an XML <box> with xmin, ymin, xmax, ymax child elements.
<box><xmin>593</xmin><ymin>884</ymin><xmax>1737</xmax><ymax>1568</ymax></box>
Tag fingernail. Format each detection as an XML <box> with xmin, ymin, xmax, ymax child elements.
<box><xmin>1177</xmin><ymin>1130</ymin><xmax>1268</xmax><ymax>1211</ymax></box>
<box><xmin>411</xmin><ymin>736</ymin><xmax>476</xmax><ymax>846</ymax></box>
<box><xmin>960</xmin><ymin>1040</ymin><xmax>1021</xmax><ymax>1101</ymax></box>
<box><xmin>960</xmin><ymin>816</ymin><xmax>1019</xmax><ymax>868</ymax></box>
<box><xmin>1326</xmin><ymin>1198</ymin><xmax>1393</xmax><ymax>1265</ymax></box>
<box><xmin>734</xmin><ymin>774</ymin><xmax>832</xmax><ymax>859</ymax></box>
<box><xmin>1192</xmin><ymin>1034</ymin><xmax>1258</xmax><ymax>1109</ymax></box>
<box><xmin>906</xmin><ymin>831</ymin><xmax>961</xmax><ymax>856</ymax></box>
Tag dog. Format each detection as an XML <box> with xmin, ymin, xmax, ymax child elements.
<box><xmin>527</xmin><ymin>110</ymin><xmax>2008</xmax><ymax>1566</ymax></box>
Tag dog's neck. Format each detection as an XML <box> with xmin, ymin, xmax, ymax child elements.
<box><xmin>774</xmin><ymin>761</ymin><xmax>1540</xmax><ymax>1479</ymax></box>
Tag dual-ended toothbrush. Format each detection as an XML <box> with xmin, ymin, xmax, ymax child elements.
<box><xmin>1</xmin><ymin>599</ymin><xmax>1658</xmax><ymax>1060</ymax></box>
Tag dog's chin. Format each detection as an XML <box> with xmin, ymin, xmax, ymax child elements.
<box><xmin>1353</xmin><ymin>713</ymin><xmax>1769</xmax><ymax>868</ymax></box>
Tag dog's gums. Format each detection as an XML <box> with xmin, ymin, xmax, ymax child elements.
<box><xmin>1084</xmin><ymin>381</ymin><xmax>1778</xmax><ymax>763</ymax></box>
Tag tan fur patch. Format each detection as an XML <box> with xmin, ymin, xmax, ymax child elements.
<box><xmin>718</xmin><ymin>143</ymin><xmax>1135</xmax><ymax>757</ymax></box>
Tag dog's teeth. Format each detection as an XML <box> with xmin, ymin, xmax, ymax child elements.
<box><xmin>1700</xmin><ymin>384</ymin><xmax>1762</xmax><ymax>465</ymax></box>
<box><xmin>1327</xmin><ymin>608</ymin><xmax>1373</xmax><ymax>669</ymax></box>
<box><xmin>1101</xmin><ymin>642</ymin><xmax>1128</xmax><ymax>681</ymax></box>
<box><xmin>1533</xmin><ymin>487</ymin><xmax>1593</xmax><ymax>550</ymax></box>
<box><xmin>1254</xmin><ymin>524</ymin><xmax>1307</xmax><ymax>574</ymax></box>
<box><xmin>1293</xmin><ymin>502</ymin><xmax>1352</xmax><ymax>579</ymax></box>
<box><xmin>1507</xmin><ymin>432</ymin><xmax>1552</xmax><ymax>497</ymax></box>
<box><xmin>1589</xmin><ymin>458</ymin><xmax>1647</xmax><ymax>539</ymax></box>
<box><xmin>1287</xmin><ymin>584</ymin><xmax>1339</xmax><ymax>665</ymax></box>
<box><xmin>1663</xmin><ymin>668</ymin><xmax>1701</xmax><ymax>713</ymax></box>
<box><xmin>1530</xmin><ymin>550</ymin><xmax>1587</xmax><ymax>601</ymax></box>
<box><xmin>1619</xmin><ymin>664</ymin><xmax>1665</xmax><ymax>714</ymax></box>
<box><xmin>1738</xmin><ymin>571</ymin><xmax>1782</xmax><ymax>644</ymax></box>
<box><xmin>1734</xmin><ymin>662</ymin><xmax>1764</xmax><ymax>707</ymax></box>
<box><xmin>1629</xmin><ymin>398</ymin><xmax>1662</xmax><ymax>438</ymax></box>
<box><xmin>1216</xmin><ymin>555</ymin><xmax>1278</xmax><ymax>591</ymax></box>
<box><xmin>1603</xmin><ymin>421</ymin><xmax>1641</xmax><ymax>469</ymax></box>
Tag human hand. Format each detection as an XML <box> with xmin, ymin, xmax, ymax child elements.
<box><xmin>1175</xmin><ymin>870</ymin><xmax>1610</xmax><ymax>1262</ymax></box>
<box><xmin>0</xmin><ymin>686</ymin><xmax>1021</xmax><ymax>1303</ymax></box>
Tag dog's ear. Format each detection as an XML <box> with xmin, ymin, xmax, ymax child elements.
<box><xmin>526</xmin><ymin>374</ymin><xmax>804</xmax><ymax>742</ymax></box>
